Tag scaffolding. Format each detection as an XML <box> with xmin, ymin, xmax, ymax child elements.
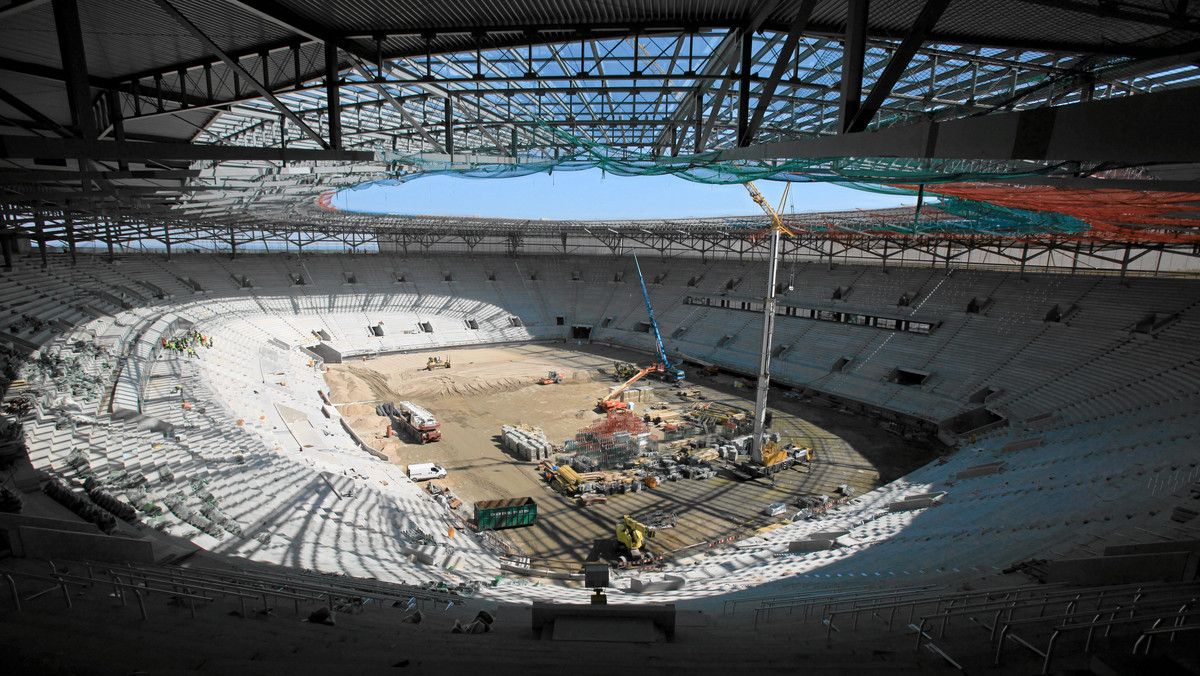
<box><xmin>563</xmin><ymin>411</ymin><xmax>655</xmax><ymax>471</ymax></box>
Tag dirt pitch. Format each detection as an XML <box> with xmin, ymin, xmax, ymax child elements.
<box><xmin>324</xmin><ymin>343</ymin><xmax>942</xmax><ymax>565</ymax></box>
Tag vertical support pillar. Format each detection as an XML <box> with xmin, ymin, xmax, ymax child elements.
<box><xmin>0</xmin><ymin>230</ymin><xmax>11</xmax><ymax>271</ymax></box>
<box><xmin>324</xmin><ymin>41</ymin><xmax>342</xmax><ymax>150</ymax></box>
<box><xmin>53</xmin><ymin>0</ymin><xmax>96</xmax><ymax>139</ymax></box>
<box><xmin>35</xmin><ymin>212</ymin><xmax>48</xmax><ymax>268</ymax></box>
<box><xmin>737</xmin><ymin>28</ymin><xmax>753</xmax><ymax>147</ymax></box>
<box><xmin>229</xmin><ymin>227</ymin><xmax>237</xmax><ymax>260</ymax></box>
<box><xmin>444</xmin><ymin>98</ymin><xmax>454</xmax><ymax>160</ymax></box>
<box><xmin>0</xmin><ymin>210</ymin><xmax>11</xmax><ymax>271</ymax></box>
<box><xmin>106</xmin><ymin>219</ymin><xmax>115</xmax><ymax>262</ymax></box>
<box><xmin>838</xmin><ymin>0</ymin><xmax>869</xmax><ymax>134</ymax></box>
<box><xmin>694</xmin><ymin>93</ymin><xmax>704</xmax><ymax>154</ymax></box>
<box><xmin>1019</xmin><ymin>242</ymin><xmax>1029</xmax><ymax>278</ymax></box>
<box><xmin>279</xmin><ymin>114</ymin><xmax>288</xmax><ymax>166</ymax></box>
<box><xmin>913</xmin><ymin>184</ymin><xmax>925</xmax><ymax>231</ymax></box>
<box><xmin>106</xmin><ymin>88</ymin><xmax>128</xmax><ymax>171</ymax></box>
<box><xmin>66</xmin><ymin>216</ymin><xmax>76</xmax><ymax>265</ymax></box>
<box><xmin>163</xmin><ymin>224</ymin><xmax>172</xmax><ymax>261</ymax></box>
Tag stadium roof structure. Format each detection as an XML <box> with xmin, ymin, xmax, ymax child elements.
<box><xmin>1</xmin><ymin>0</ymin><xmax>1200</xmax><ymax>263</ymax></box>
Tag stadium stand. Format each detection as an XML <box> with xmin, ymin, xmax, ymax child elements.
<box><xmin>3</xmin><ymin>2</ymin><xmax>1200</xmax><ymax>670</ymax></box>
<box><xmin>1</xmin><ymin>252</ymin><xmax>1197</xmax><ymax>616</ymax></box>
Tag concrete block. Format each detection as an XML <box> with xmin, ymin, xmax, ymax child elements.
<box><xmin>788</xmin><ymin>539</ymin><xmax>836</xmax><ymax>553</ymax></box>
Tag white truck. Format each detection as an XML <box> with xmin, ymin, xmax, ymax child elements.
<box><xmin>407</xmin><ymin>462</ymin><xmax>447</xmax><ymax>481</ymax></box>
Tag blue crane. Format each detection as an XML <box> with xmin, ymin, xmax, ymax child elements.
<box><xmin>632</xmin><ymin>251</ymin><xmax>685</xmax><ymax>383</ymax></box>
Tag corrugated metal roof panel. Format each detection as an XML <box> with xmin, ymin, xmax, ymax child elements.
<box><xmin>0</xmin><ymin>1</ymin><xmax>60</xmax><ymax>70</ymax></box>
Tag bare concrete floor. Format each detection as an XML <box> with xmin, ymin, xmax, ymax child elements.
<box><xmin>324</xmin><ymin>343</ymin><xmax>941</xmax><ymax>564</ymax></box>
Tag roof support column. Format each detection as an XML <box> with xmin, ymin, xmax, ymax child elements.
<box><xmin>325</xmin><ymin>41</ymin><xmax>342</xmax><ymax>150</ymax></box>
<box><xmin>35</xmin><ymin>212</ymin><xmax>47</xmax><ymax>268</ymax></box>
<box><xmin>52</xmin><ymin>0</ymin><xmax>96</xmax><ymax>140</ymax></box>
<box><xmin>0</xmin><ymin>226</ymin><xmax>11</xmax><ymax>272</ymax></box>
<box><xmin>106</xmin><ymin>219</ymin><xmax>114</xmax><ymax>262</ymax></box>
<box><xmin>445</xmin><ymin>98</ymin><xmax>454</xmax><ymax>160</ymax></box>
<box><xmin>839</xmin><ymin>0</ymin><xmax>869</xmax><ymax>134</ymax></box>
<box><xmin>737</xmin><ymin>29</ymin><xmax>753</xmax><ymax>147</ymax></box>
<box><xmin>105</xmin><ymin>88</ymin><xmax>128</xmax><ymax>170</ymax></box>
<box><xmin>846</xmin><ymin>0</ymin><xmax>953</xmax><ymax>133</ymax></box>
<box><xmin>744</xmin><ymin>0</ymin><xmax>819</xmax><ymax>144</ymax></box>
<box><xmin>65</xmin><ymin>216</ymin><xmax>76</xmax><ymax>265</ymax></box>
<box><xmin>153</xmin><ymin>0</ymin><xmax>329</xmax><ymax>148</ymax></box>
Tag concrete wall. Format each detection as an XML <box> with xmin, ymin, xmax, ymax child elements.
<box><xmin>0</xmin><ymin>513</ymin><xmax>99</xmax><ymax>556</ymax></box>
<box><xmin>1046</xmin><ymin>551</ymin><xmax>1198</xmax><ymax>585</ymax></box>
<box><xmin>16</xmin><ymin>526</ymin><xmax>156</xmax><ymax>564</ymax></box>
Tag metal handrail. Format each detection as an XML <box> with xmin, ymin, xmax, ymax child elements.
<box><xmin>1036</xmin><ymin>607</ymin><xmax>1200</xmax><ymax>675</ymax></box>
<box><xmin>993</xmin><ymin>601</ymin><xmax>1200</xmax><ymax>674</ymax></box>
<box><xmin>1132</xmin><ymin>621</ymin><xmax>1200</xmax><ymax>655</ymax></box>
<box><xmin>723</xmin><ymin>584</ymin><xmax>871</xmax><ymax>615</ymax></box>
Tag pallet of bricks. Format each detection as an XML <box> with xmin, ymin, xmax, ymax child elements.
<box><xmin>501</xmin><ymin>424</ymin><xmax>555</xmax><ymax>461</ymax></box>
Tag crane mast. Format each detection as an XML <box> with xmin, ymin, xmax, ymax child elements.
<box><xmin>744</xmin><ymin>182</ymin><xmax>791</xmax><ymax>464</ymax></box>
<box><xmin>632</xmin><ymin>251</ymin><xmax>684</xmax><ymax>382</ymax></box>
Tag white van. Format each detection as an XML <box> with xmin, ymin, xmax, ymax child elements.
<box><xmin>407</xmin><ymin>462</ymin><xmax>447</xmax><ymax>481</ymax></box>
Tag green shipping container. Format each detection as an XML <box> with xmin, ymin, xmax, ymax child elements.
<box><xmin>475</xmin><ymin>497</ymin><xmax>538</xmax><ymax>530</ymax></box>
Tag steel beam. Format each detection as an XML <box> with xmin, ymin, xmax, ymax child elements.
<box><xmin>0</xmin><ymin>168</ymin><xmax>201</xmax><ymax>183</ymax></box>
<box><xmin>742</xmin><ymin>0</ymin><xmax>818</xmax><ymax>145</ymax></box>
<box><xmin>0</xmin><ymin>86</ymin><xmax>76</xmax><ymax>138</ymax></box>
<box><xmin>845</xmin><ymin>0</ymin><xmax>953</xmax><ymax>133</ymax></box>
<box><xmin>348</xmin><ymin>62</ymin><xmax>446</xmax><ymax>153</ymax></box>
<box><xmin>51</xmin><ymin>0</ymin><xmax>96</xmax><ymax>139</ymax></box>
<box><xmin>737</xmin><ymin>29</ymin><xmax>753</xmax><ymax>147</ymax></box>
<box><xmin>325</xmin><ymin>41</ymin><xmax>342</xmax><ymax>150</ymax></box>
<box><xmin>0</xmin><ymin>135</ymin><xmax>373</xmax><ymax>161</ymax></box>
<box><xmin>717</xmin><ymin>86</ymin><xmax>1200</xmax><ymax>163</ymax></box>
<box><xmin>153</xmin><ymin>0</ymin><xmax>329</xmax><ymax>148</ymax></box>
<box><xmin>839</xmin><ymin>0</ymin><xmax>870</xmax><ymax>134</ymax></box>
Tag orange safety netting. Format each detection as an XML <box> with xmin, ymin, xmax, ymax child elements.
<box><xmin>908</xmin><ymin>183</ymin><xmax>1200</xmax><ymax>244</ymax></box>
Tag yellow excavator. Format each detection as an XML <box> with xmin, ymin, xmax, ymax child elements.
<box><xmin>615</xmin><ymin>514</ymin><xmax>655</xmax><ymax>558</ymax></box>
<box><xmin>612</xmin><ymin>361</ymin><xmax>640</xmax><ymax>380</ymax></box>
<box><xmin>426</xmin><ymin>356</ymin><xmax>451</xmax><ymax>371</ymax></box>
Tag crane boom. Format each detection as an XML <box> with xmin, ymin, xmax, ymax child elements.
<box><xmin>631</xmin><ymin>251</ymin><xmax>685</xmax><ymax>382</ymax></box>
<box><xmin>598</xmin><ymin>366</ymin><xmax>654</xmax><ymax>411</ymax></box>
<box><xmin>743</xmin><ymin>181</ymin><xmax>790</xmax><ymax>464</ymax></box>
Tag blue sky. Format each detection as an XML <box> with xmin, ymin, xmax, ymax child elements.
<box><xmin>330</xmin><ymin>169</ymin><xmax>918</xmax><ymax>219</ymax></box>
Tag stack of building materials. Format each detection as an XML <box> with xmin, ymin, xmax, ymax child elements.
<box><xmin>607</xmin><ymin>385</ymin><xmax>657</xmax><ymax>404</ymax></box>
<box><xmin>564</xmin><ymin>411</ymin><xmax>654</xmax><ymax>470</ymax></box>
<box><xmin>501</xmin><ymin>424</ymin><xmax>555</xmax><ymax>461</ymax></box>
<box><xmin>627</xmin><ymin>386</ymin><xmax>655</xmax><ymax>403</ymax></box>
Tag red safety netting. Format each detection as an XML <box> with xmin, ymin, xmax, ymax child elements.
<box><xmin>911</xmin><ymin>183</ymin><xmax>1200</xmax><ymax>244</ymax></box>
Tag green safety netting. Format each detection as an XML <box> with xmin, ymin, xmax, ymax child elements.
<box><xmin>342</xmin><ymin>122</ymin><xmax>1108</xmax><ymax>239</ymax></box>
<box><xmin>372</xmin><ymin>120</ymin><xmax>1088</xmax><ymax>186</ymax></box>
